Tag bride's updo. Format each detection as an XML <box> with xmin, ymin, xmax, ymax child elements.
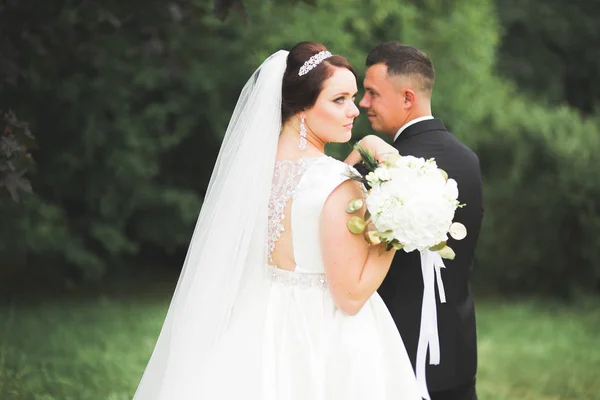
<box><xmin>281</xmin><ymin>42</ymin><xmax>356</xmax><ymax>124</ymax></box>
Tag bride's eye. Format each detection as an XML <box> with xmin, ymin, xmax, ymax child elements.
<box><xmin>334</xmin><ymin>96</ymin><xmax>345</xmax><ymax>104</ymax></box>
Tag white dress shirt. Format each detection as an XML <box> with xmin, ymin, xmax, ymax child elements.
<box><xmin>393</xmin><ymin>116</ymin><xmax>434</xmax><ymax>142</ymax></box>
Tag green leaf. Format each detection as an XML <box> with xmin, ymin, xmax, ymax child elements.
<box><xmin>391</xmin><ymin>241</ymin><xmax>404</xmax><ymax>250</ymax></box>
<box><xmin>347</xmin><ymin>216</ymin><xmax>367</xmax><ymax>234</ymax></box>
<box><xmin>430</xmin><ymin>241</ymin><xmax>447</xmax><ymax>251</ymax></box>
<box><xmin>345</xmin><ymin>198</ymin><xmax>363</xmax><ymax>213</ymax></box>
<box><xmin>353</xmin><ymin>143</ymin><xmax>379</xmax><ymax>172</ymax></box>
<box><xmin>438</xmin><ymin>245</ymin><xmax>456</xmax><ymax>260</ymax></box>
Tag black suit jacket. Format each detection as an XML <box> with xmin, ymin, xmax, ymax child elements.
<box><xmin>376</xmin><ymin>119</ymin><xmax>483</xmax><ymax>391</ymax></box>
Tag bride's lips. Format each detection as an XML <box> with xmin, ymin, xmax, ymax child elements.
<box><xmin>344</xmin><ymin>123</ymin><xmax>353</xmax><ymax>129</ymax></box>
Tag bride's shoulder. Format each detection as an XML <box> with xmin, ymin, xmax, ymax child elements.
<box><xmin>305</xmin><ymin>155</ymin><xmax>360</xmax><ymax>186</ymax></box>
<box><xmin>308</xmin><ymin>154</ymin><xmax>352</xmax><ymax>172</ymax></box>
<box><xmin>326</xmin><ymin>155</ymin><xmax>361</xmax><ymax>177</ymax></box>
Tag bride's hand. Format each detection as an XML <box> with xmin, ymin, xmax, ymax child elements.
<box><xmin>344</xmin><ymin>135</ymin><xmax>399</xmax><ymax>166</ymax></box>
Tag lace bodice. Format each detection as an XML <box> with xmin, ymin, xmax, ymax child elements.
<box><xmin>267</xmin><ymin>159</ymin><xmax>307</xmax><ymax>264</ymax></box>
<box><xmin>267</xmin><ymin>155</ymin><xmax>357</xmax><ymax>273</ymax></box>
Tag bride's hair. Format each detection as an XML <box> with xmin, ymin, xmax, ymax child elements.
<box><xmin>281</xmin><ymin>41</ymin><xmax>356</xmax><ymax>124</ymax></box>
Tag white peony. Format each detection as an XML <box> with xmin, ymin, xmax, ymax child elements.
<box><xmin>364</xmin><ymin>157</ymin><xmax>463</xmax><ymax>253</ymax></box>
<box><xmin>374</xmin><ymin>167</ymin><xmax>392</xmax><ymax>182</ymax></box>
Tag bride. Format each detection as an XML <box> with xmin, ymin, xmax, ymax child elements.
<box><xmin>133</xmin><ymin>41</ymin><xmax>422</xmax><ymax>400</ymax></box>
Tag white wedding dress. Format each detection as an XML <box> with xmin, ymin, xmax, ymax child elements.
<box><xmin>188</xmin><ymin>155</ymin><xmax>421</xmax><ymax>400</ymax></box>
<box><xmin>133</xmin><ymin>51</ymin><xmax>422</xmax><ymax>400</ymax></box>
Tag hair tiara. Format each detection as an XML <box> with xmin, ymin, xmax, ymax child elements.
<box><xmin>298</xmin><ymin>51</ymin><xmax>333</xmax><ymax>76</ymax></box>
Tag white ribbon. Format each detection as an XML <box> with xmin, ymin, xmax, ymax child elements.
<box><xmin>415</xmin><ymin>250</ymin><xmax>447</xmax><ymax>400</ymax></box>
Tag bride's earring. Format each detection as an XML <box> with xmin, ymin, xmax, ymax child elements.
<box><xmin>299</xmin><ymin>116</ymin><xmax>307</xmax><ymax>150</ymax></box>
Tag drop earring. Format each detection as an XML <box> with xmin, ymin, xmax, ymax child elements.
<box><xmin>299</xmin><ymin>116</ymin><xmax>307</xmax><ymax>150</ymax></box>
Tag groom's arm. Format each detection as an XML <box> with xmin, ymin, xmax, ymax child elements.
<box><xmin>353</xmin><ymin>162</ymin><xmax>369</xmax><ymax>177</ymax></box>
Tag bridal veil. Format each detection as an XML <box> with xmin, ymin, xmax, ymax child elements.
<box><xmin>133</xmin><ymin>50</ymin><xmax>288</xmax><ymax>399</ymax></box>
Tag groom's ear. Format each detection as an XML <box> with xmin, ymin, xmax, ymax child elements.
<box><xmin>403</xmin><ymin>89</ymin><xmax>416</xmax><ymax>108</ymax></box>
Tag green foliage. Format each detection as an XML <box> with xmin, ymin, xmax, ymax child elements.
<box><xmin>353</xmin><ymin>143</ymin><xmax>379</xmax><ymax>172</ymax></box>
<box><xmin>0</xmin><ymin>111</ymin><xmax>36</xmax><ymax>201</ymax></box>
<box><xmin>1</xmin><ymin>1</ymin><xmax>225</xmax><ymax>278</ymax></box>
<box><xmin>473</xmin><ymin>86</ymin><xmax>600</xmax><ymax>295</ymax></box>
<box><xmin>495</xmin><ymin>0</ymin><xmax>600</xmax><ymax>114</ymax></box>
<box><xmin>1</xmin><ymin>0</ymin><xmax>599</xmax><ymax>294</ymax></box>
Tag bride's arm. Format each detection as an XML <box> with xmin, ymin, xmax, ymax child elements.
<box><xmin>320</xmin><ymin>179</ymin><xmax>396</xmax><ymax>316</ymax></box>
<box><xmin>344</xmin><ymin>135</ymin><xmax>398</xmax><ymax>166</ymax></box>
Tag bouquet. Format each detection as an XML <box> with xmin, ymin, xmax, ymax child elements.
<box><xmin>346</xmin><ymin>145</ymin><xmax>466</xmax><ymax>260</ymax></box>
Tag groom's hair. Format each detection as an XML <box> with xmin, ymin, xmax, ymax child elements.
<box><xmin>366</xmin><ymin>42</ymin><xmax>435</xmax><ymax>94</ymax></box>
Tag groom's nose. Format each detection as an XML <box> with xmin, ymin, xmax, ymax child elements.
<box><xmin>359</xmin><ymin>94</ymin><xmax>370</xmax><ymax>109</ymax></box>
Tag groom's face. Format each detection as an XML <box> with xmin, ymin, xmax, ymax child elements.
<box><xmin>360</xmin><ymin>64</ymin><xmax>408</xmax><ymax>137</ymax></box>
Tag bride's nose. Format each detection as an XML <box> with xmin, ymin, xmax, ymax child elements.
<box><xmin>347</xmin><ymin>101</ymin><xmax>359</xmax><ymax>118</ymax></box>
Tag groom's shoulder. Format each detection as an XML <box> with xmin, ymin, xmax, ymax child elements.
<box><xmin>440</xmin><ymin>128</ymin><xmax>479</xmax><ymax>164</ymax></box>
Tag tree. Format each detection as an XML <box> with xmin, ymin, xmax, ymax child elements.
<box><xmin>0</xmin><ymin>110</ymin><xmax>36</xmax><ymax>201</ymax></box>
<box><xmin>212</xmin><ymin>0</ymin><xmax>315</xmax><ymax>20</ymax></box>
<box><xmin>495</xmin><ymin>0</ymin><xmax>600</xmax><ymax>113</ymax></box>
<box><xmin>2</xmin><ymin>0</ymin><xmax>599</xmax><ymax>295</ymax></box>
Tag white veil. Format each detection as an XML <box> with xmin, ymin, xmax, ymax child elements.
<box><xmin>133</xmin><ymin>50</ymin><xmax>289</xmax><ymax>399</ymax></box>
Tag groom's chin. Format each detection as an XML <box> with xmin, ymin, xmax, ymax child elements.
<box><xmin>367</xmin><ymin>121</ymin><xmax>381</xmax><ymax>133</ymax></box>
<box><xmin>365</xmin><ymin>117</ymin><xmax>378</xmax><ymax>131</ymax></box>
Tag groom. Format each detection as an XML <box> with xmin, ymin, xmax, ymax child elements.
<box><xmin>359</xmin><ymin>42</ymin><xmax>483</xmax><ymax>400</ymax></box>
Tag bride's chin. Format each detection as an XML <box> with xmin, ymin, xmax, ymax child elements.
<box><xmin>327</xmin><ymin>132</ymin><xmax>352</xmax><ymax>144</ymax></box>
<box><xmin>340</xmin><ymin>131</ymin><xmax>353</xmax><ymax>143</ymax></box>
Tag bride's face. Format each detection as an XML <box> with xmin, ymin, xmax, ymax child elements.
<box><xmin>304</xmin><ymin>67</ymin><xmax>359</xmax><ymax>144</ymax></box>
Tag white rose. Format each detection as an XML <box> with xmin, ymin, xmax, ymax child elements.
<box><xmin>365</xmin><ymin>171</ymin><xmax>380</xmax><ymax>187</ymax></box>
<box><xmin>374</xmin><ymin>167</ymin><xmax>392</xmax><ymax>182</ymax></box>
<box><xmin>445</xmin><ymin>178</ymin><xmax>459</xmax><ymax>200</ymax></box>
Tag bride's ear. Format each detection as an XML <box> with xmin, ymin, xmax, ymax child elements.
<box><xmin>295</xmin><ymin>111</ymin><xmax>306</xmax><ymax>123</ymax></box>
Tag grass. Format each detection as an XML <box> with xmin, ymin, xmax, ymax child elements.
<box><xmin>476</xmin><ymin>297</ymin><xmax>600</xmax><ymax>399</ymax></box>
<box><xmin>0</xmin><ymin>294</ymin><xmax>168</xmax><ymax>400</ymax></box>
<box><xmin>0</xmin><ymin>282</ymin><xmax>599</xmax><ymax>400</ymax></box>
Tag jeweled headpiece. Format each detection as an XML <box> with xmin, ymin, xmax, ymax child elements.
<box><xmin>298</xmin><ymin>51</ymin><xmax>333</xmax><ymax>76</ymax></box>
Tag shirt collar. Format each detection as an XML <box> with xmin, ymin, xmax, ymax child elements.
<box><xmin>393</xmin><ymin>116</ymin><xmax>434</xmax><ymax>142</ymax></box>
